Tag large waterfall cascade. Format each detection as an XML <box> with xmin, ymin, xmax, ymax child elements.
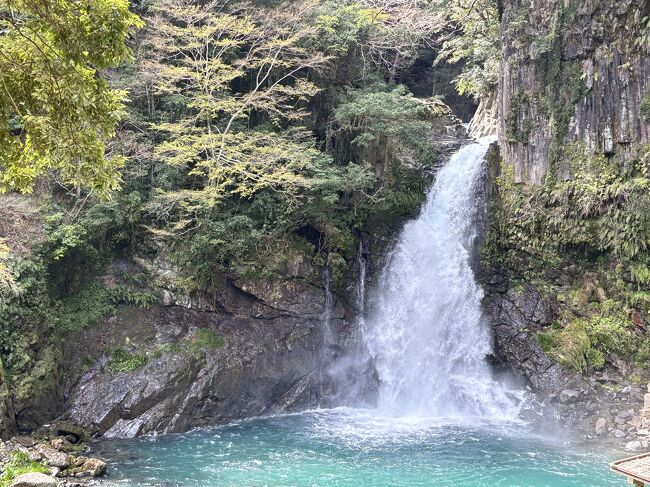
<box><xmin>364</xmin><ymin>137</ymin><xmax>520</xmax><ymax>419</ymax></box>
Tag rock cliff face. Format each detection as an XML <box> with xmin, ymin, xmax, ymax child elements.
<box><xmin>498</xmin><ymin>0</ymin><xmax>649</xmax><ymax>184</ymax></box>
<box><xmin>61</xmin><ymin>257</ymin><xmax>355</xmax><ymax>438</ymax></box>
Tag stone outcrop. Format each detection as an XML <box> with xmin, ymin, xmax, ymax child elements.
<box><xmin>484</xmin><ymin>282</ymin><xmax>569</xmax><ymax>394</ymax></box>
<box><xmin>0</xmin><ymin>425</ymin><xmax>106</xmax><ymax>486</ymax></box>
<box><xmin>468</xmin><ymin>92</ymin><xmax>498</xmax><ymax>138</ymax></box>
<box><xmin>498</xmin><ymin>0</ymin><xmax>649</xmax><ymax>184</ymax></box>
<box><xmin>484</xmin><ymin>278</ymin><xmax>648</xmax><ymax>446</ymax></box>
<box><xmin>61</xmin><ymin>256</ymin><xmax>354</xmax><ymax>438</ymax></box>
<box><xmin>10</xmin><ymin>473</ymin><xmax>59</xmax><ymax>487</ymax></box>
<box><xmin>10</xmin><ymin>339</ymin><xmax>64</xmax><ymax>434</ymax></box>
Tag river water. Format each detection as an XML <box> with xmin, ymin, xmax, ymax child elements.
<box><xmin>96</xmin><ymin>409</ymin><xmax>619</xmax><ymax>486</ymax></box>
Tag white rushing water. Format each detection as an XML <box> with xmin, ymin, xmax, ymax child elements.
<box><xmin>365</xmin><ymin>138</ymin><xmax>520</xmax><ymax>420</ymax></box>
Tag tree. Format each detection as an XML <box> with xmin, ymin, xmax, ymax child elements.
<box><xmin>0</xmin><ymin>0</ymin><xmax>142</xmax><ymax>199</ymax></box>
<box><xmin>0</xmin><ymin>239</ymin><xmax>14</xmax><ymax>297</ymax></box>
<box><xmin>432</xmin><ymin>0</ymin><xmax>501</xmax><ymax>99</ymax></box>
<box><xmin>331</xmin><ymin>83</ymin><xmax>448</xmax><ymax>167</ymax></box>
<box><xmin>314</xmin><ymin>0</ymin><xmax>440</xmax><ymax>84</ymax></box>
<box><xmin>144</xmin><ymin>0</ymin><xmax>330</xmax><ymax>215</ymax></box>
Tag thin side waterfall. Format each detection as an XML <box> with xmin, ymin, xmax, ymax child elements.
<box><xmin>356</xmin><ymin>239</ymin><xmax>367</xmax><ymax>329</ymax></box>
<box><xmin>322</xmin><ymin>267</ymin><xmax>334</xmax><ymax>344</ymax></box>
<box><xmin>318</xmin><ymin>267</ymin><xmax>334</xmax><ymax>404</ymax></box>
<box><xmin>365</xmin><ymin>138</ymin><xmax>520</xmax><ymax>419</ymax></box>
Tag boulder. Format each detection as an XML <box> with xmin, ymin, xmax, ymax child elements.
<box><xmin>644</xmin><ymin>392</ymin><xmax>650</xmax><ymax>413</ymax></box>
<box><xmin>617</xmin><ymin>409</ymin><xmax>634</xmax><ymax>421</ymax></box>
<box><xmin>10</xmin><ymin>472</ymin><xmax>58</xmax><ymax>487</ymax></box>
<box><xmin>49</xmin><ymin>421</ymin><xmax>86</xmax><ymax>443</ymax></box>
<box><xmin>81</xmin><ymin>457</ymin><xmax>106</xmax><ymax>477</ymax></box>
<box><xmin>595</xmin><ymin>417</ymin><xmax>607</xmax><ymax>435</ymax></box>
<box><xmin>626</xmin><ymin>440</ymin><xmax>644</xmax><ymax>452</ymax></box>
<box><xmin>35</xmin><ymin>445</ymin><xmax>69</xmax><ymax>468</ymax></box>
<box><xmin>628</xmin><ymin>416</ymin><xmax>642</xmax><ymax>429</ymax></box>
<box><xmin>559</xmin><ymin>390</ymin><xmax>581</xmax><ymax>404</ymax></box>
<box><xmin>13</xmin><ymin>437</ymin><xmax>36</xmax><ymax>448</ymax></box>
<box><xmin>50</xmin><ymin>438</ymin><xmax>64</xmax><ymax>451</ymax></box>
<box><xmin>614</xmin><ymin>429</ymin><xmax>627</xmax><ymax>438</ymax></box>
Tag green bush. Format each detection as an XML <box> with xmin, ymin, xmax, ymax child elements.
<box><xmin>553</xmin><ymin>321</ymin><xmax>591</xmax><ymax>372</ymax></box>
<box><xmin>641</xmin><ymin>92</ymin><xmax>650</xmax><ymax>122</ymax></box>
<box><xmin>537</xmin><ymin>313</ymin><xmax>636</xmax><ymax>372</ymax></box>
<box><xmin>586</xmin><ymin>348</ymin><xmax>605</xmax><ymax>370</ymax></box>
<box><xmin>588</xmin><ymin>316</ymin><xmax>635</xmax><ymax>357</ymax></box>
<box><xmin>53</xmin><ymin>282</ymin><xmax>157</xmax><ymax>332</ymax></box>
<box><xmin>108</xmin><ymin>348</ymin><xmax>148</xmax><ymax>373</ymax></box>
<box><xmin>536</xmin><ymin>331</ymin><xmax>557</xmax><ymax>353</ymax></box>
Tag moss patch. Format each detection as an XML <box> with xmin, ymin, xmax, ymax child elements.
<box><xmin>189</xmin><ymin>328</ymin><xmax>225</xmax><ymax>354</ymax></box>
<box><xmin>0</xmin><ymin>451</ymin><xmax>49</xmax><ymax>487</ymax></box>
<box><xmin>107</xmin><ymin>348</ymin><xmax>148</xmax><ymax>373</ymax></box>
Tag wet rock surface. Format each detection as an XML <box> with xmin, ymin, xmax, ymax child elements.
<box><xmin>10</xmin><ymin>472</ymin><xmax>59</xmax><ymax>487</ymax></box>
<box><xmin>59</xmin><ymin>257</ymin><xmax>356</xmax><ymax>438</ymax></box>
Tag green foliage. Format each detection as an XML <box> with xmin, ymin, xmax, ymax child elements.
<box><xmin>43</xmin><ymin>213</ymin><xmax>87</xmax><ymax>261</ymax></box>
<box><xmin>0</xmin><ymin>0</ymin><xmax>142</xmax><ymax>198</ymax></box>
<box><xmin>545</xmin><ymin>321</ymin><xmax>591</xmax><ymax>372</ymax></box>
<box><xmin>52</xmin><ymin>281</ymin><xmax>156</xmax><ymax>332</ymax></box>
<box><xmin>537</xmin><ymin>313</ymin><xmax>636</xmax><ymax>373</ymax></box>
<box><xmin>486</xmin><ymin>146</ymin><xmax>650</xmax><ymax>278</ymax></box>
<box><xmin>0</xmin><ymin>257</ymin><xmax>51</xmax><ymax>371</ymax></box>
<box><xmin>588</xmin><ymin>315</ymin><xmax>635</xmax><ymax>357</ymax></box>
<box><xmin>0</xmin><ymin>451</ymin><xmax>49</xmax><ymax>487</ymax></box>
<box><xmin>315</xmin><ymin>2</ymin><xmax>387</xmax><ymax>55</ymax></box>
<box><xmin>488</xmin><ymin>143</ymin><xmax>650</xmax><ymax>374</ymax></box>
<box><xmin>536</xmin><ymin>331</ymin><xmax>556</xmax><ymax>353</ymax></box>
<box><xmin>586</xmin><ymin>348</ymin><xmax>605</xmax><ymax>370</ymax></box>
<box><xmin>636</xmin><ymin>335</ymin><xmax>650</xmax><ymax>365</ymax></box>
<box><xmin>0</xmin><ymin>238</ymin><xmax>15</xmax><ymax>296</ymax></box>
<box><xmin>189</xmin><ymin>328</ymin><xmax>225</xmax><ymax>354</ymax></box>
<box><xmin>332</xmin><ymin>83</ymin><xmax>447</xmax><ymax>165</ymax></box>
<box><xmin>146</xmin><ymin>0</ymin><xmax>329</xmax><ymax>207</ymax></box>
<box><xmin>52</xmin><ymin>282</ymin><xmax>114</xmax><ymax>332</ymax></box>
<box><xmin>107</xmin><ymin>348</ymin><xmax>148</xmax><ymax>373</ymax></box>
<box><xmin>505</xmin><ymin>91</ymin><xmax>532</xmax><ymax>144</ymax></box>
<box><xmin>433</xmin><ymin>0</ymin><xmax>501</xmax><ymax>99</ymax></box>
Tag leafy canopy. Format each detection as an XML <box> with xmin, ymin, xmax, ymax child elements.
<box><xmin>0</xmin><ymin>0</ymin><xmax>142</xmax><ymax>198</ymax></box>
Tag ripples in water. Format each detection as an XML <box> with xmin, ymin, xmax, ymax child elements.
<box><xmin>94</xmin><ymin>408</ymin><xmax>620</xmax><ymax>487</ymax></box>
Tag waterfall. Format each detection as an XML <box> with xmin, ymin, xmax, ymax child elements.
<box><xmin>364</xmin><ymin>138</ymin><xmax>519</xmax><ymax>420</ymax></box>
<box><xmin>322</xmin><ymin>267</ymin><xmax>334</xmax><ymax>345</ymax></box>
<box><xmin>356</xmin><ymin>239</ymin><xmax>367</xmax><ymax>329</ymax></box>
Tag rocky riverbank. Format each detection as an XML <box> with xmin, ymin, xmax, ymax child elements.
<box><xmin>0</xmin><ymin>421</ymin><xmax>106</xmax><ymax>486</ymax></box>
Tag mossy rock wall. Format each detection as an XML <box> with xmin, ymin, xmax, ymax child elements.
<box><xmin>498</xmin><ymin>0</ymin><xmax>650</xmax><ymax>184</ymax></box>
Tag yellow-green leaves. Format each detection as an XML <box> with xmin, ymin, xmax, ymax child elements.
<box><xmin>0</xmin><ymin>0</ymin><xmax>141</xmax><ymax>199</ymax></box>
<box><xmin>146</xmin><ymin>0</ymin><xmax>329</xmax><ymax>212</ymax></box>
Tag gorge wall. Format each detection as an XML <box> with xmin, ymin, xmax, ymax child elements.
<box><xmin>498</xmin><ymin>0</ymin><xmax>649</xmax><ymax>184</ymax></box>
<box><xmin>482</xmin><ymin>0</ymin><xmax>650</xmax><ymax>447</ymax></box>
